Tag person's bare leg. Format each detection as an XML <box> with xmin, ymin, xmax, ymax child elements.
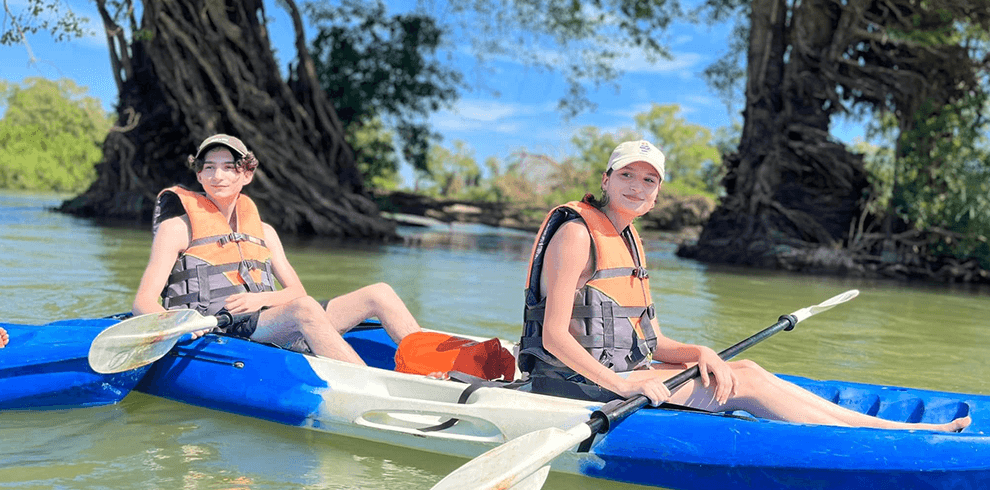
<box><xmin>632</xmin><ymin>360</ymin><xmax>970</xmax><ymax>432</ymax></box>
<box><xmin>747</xmin><ymin>360</ymin><xmax>970</xmax><ymax>431</ymax></box>
<box><xmin>251</xmin><ymin>297</ymin><xmax>365</xmax><ymax>365</ymax></box>
<box><xmin>321</xmin><ymin>283</ymin><xmax>421</xmax><ymax>343</ymax></box>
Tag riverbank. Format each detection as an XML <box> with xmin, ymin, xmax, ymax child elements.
<box><xmin>378</xmin><ymin>190</ymin><xmax>990</xmax><ymax>286</ymax></box>
<box><xmin>376</xmin><ymin>190</ymin><xmax>715</xmax><ymax>244</ymax></box>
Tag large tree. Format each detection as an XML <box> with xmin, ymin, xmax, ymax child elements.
<box><xmin>40</xmin><ymin>0</ymin><xmax>394</xmax><ymax>238</ymax></box>
<box><xmin>680</xmin><ymin>0</ymin><xmax>990</xmax><ymax>269</ymax></box>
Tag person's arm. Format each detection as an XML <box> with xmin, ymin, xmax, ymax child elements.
<box><xmin>650</xmin><ymin>318</ymin><xmax>738</xmax><ymax>404</ymax></box>
<box><xmin>540</xmin><ymin>222</ymin><xmax>671</xmax><ymax>404</ymax></box>
<box><xmin>221</xmin><ymin>222</ymin><xmax>307</xmax><ymax>314</ymax></box>
<box><xmin>133</xmin><ymin>217</ymin><xmax>190</xmax><ymax>315</ymax></box>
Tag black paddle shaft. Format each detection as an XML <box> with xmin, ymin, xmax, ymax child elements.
<box><xmin>587</xmin><ymin>314</ymin><xmax>798</xmax><ymax>434</ymax></box>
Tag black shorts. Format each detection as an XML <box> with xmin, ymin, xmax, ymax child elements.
<box><xmin>220</xmin><ymin>300</ymin><xmax>330</xmax><ymax>340</ymax></box>
<box><xmin>221</xmin><ymin>309</ymin><xmax>264</xmax><ymax>339</ymax></box>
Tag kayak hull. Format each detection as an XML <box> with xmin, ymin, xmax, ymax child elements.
<box><xmin>0</xmin><ymin>318</ymin><xmax>151</xmax><ymax>410</ymax></box>
<box><xmin>132</xmin><ymin>325</ymin><xmax>990</xmax><ymax>490</ymax></box>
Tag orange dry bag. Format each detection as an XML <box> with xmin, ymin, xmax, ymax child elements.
<box><xmin>394</xmin><ymin>331</ymin><xmax>516</xmax><ymax>381</ymax></box>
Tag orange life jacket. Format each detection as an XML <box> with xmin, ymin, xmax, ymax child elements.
<box><xmin>518</xmin><ymin>199</ymin><xmax>658</xmax><ymax>378</ymax></box>
<box><xmin>155</xmin><ymin>186</ymin><xmax>276</xmax><ymax>315</ymax></box>
<box><xmin>394</xmin><ymin>331</ymin><xmax>516</xmax><ymax>381</ymax></box>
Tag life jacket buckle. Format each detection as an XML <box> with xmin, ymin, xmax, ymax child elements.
<box><xmin>633</xmin><ymin>267</ymin><xmax>649</xmax><ymax>279</ymax></box>
<box><xmin>218</xmin><ymin>232</ymin><xmax>247</xmax><ymax>246</ymax></box>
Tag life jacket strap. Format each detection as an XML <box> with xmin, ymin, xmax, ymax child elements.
<box><xmin>166</xmin><ymin>260</ymin><xmax>271</xmax><ymax>284</ymax></box>
<box><xmin>189</xmin><ymin>232</ymin><xmax>267</xmax><ymax>249</ymax></box>
<box><xmin>167</xmin><ymin>284</ymin><xmax>250</xmax><ymax>307</ymax></box>
<box><xmin>523</xmin><ymin>303</ymin><xmax>654</xmax><ymax>322</ymax></box>
<box><xmin>590</xmin><ymin>267</ymin><xmax>650</xmax><ymax>280</ymax></box>
<box><xmin>521</xmin><ymin>333</ymin><xmax>648</xmax><ymax>351</ymax></box>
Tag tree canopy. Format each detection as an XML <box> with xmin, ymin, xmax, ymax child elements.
<box><xmin>0</xmin><ymin>77</ymin><xmax>112</xmax><ymax>192</ymax></box>
<box><xmin>307</xmin><ymin>0</ymin><xmax>463</xmax><ymax>176</ymax></box>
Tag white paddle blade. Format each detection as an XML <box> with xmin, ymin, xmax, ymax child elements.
<box><xmin>431</xmin><ymin>424</ymin><xmax>593</xmax><ymax>490</ymax></box>
<box><xmin>88</xmin><ymin>310</ymin><xmax>217</xmax><ymax>374</ymax></box>
<box><xmin>508</xmin><ymin>465</ymin><xmax>552</xmax><ymax>490</ymax></box>
<box><xmin>789</xmin><ymin>289</ymin><xmax>859</xmax><ymax>324</ymax></box>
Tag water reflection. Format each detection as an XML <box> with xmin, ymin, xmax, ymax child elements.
<box><xmin>399</xmin><ymin>222</ymin><xmax>536</xmax><ymax>261</ymax></box>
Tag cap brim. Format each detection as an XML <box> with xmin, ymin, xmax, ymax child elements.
<box><xmin>609</xmin><ymin>157</ymin><xmax>665</xmax><ymax>179</ymax></box>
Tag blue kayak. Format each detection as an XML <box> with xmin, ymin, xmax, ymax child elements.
<box><xmin>0</xmin><ymin>317</ymin><xmax>151</xmax><ymax>410</ymax></box>
<box><xmin>132</xmin><ymin>324</ymin><xmax>990</xmax><ymax>490</ymax></box>
<box><xmin>3</xmin><ymin>317</ymin><xmax>989</xmax><ymax>489</ymax></box>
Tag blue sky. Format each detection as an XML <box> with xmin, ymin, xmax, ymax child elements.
<box><xmin>2</xmin><ymin>0</ymin><xmax>863</xmax><ymax>187</ymax></box>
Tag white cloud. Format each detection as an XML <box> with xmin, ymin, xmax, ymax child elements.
<box><xmin>451</xmin><ymin>99</ymin><xmax>523</xmax><ymax>122</ymax></box>
<box><xmin>622</xmin><ymin>50</ymin><xmax>704</xmax><ymax>74</ymax></box>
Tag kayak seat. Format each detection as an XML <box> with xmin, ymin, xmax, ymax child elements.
<box><xmin>835</xmin><ymin>391</ymin><xmax>882</xmax><ymax>416</ymax></box>
<box><xmin>343</xmin><ymin>326</ymin><xmax>399</xmax><ymax>371</ymax></box>
<box><xmin>801</xmin><ymin>383</ymin><xmax>841</xmax><ymax>404</ymax></box>
<box><xmin>877</xmin><ymin>397</ymin><xmax>925</xmax><ymax>423</ymax></box>
<box><xmin>917</xmin><ymin>398</ymin><xmax>971</xmax><ymax>424</ymax></box>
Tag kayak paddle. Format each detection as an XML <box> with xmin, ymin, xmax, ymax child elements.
<box><xmin>88</xmin><ymin>309</ymin><xmax>232</xmax><ymax>374</ymax></box>
<box><xmin>430</xmin><ymin>289</ymin><xmax>860</xmax><ymax>490</ymax></box>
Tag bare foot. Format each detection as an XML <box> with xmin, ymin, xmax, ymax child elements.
<box><xmin>948</xmin><ymin>416</ymin><xmax>972</xmax><ymax>433</ymax></box>
<box><xmin>917</xmin><ymin>416</ymin><xmax>972</xmax><ymax>433</ymax></box>
<box><xmin>0</xmin><ymin>327</ymin><xmax>8</xmax><ymax>348</ymax></box>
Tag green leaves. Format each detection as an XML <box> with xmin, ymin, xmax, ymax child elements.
<box><xmin>307</xmin><ymin>0</ymin><xmax>463</xmax><ymax>179</ymax></box>
<box><xmin>0</xmin><ymin>78</ymin><xmax>112</xmax><ymax>192</ymax></box>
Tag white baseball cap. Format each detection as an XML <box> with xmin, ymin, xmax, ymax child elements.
<box><xmin>606</xmin><ymin>140</ymin><xmax>666</xmax><ymax>182</ymax></box>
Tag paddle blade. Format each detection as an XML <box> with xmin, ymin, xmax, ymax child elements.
<box><xmin>88</xmin><ymin>310</ymin><xmax>217</xmax><ymax>374</ymax></box>
<box><xmin>790</xmin><ymin>289</ymin><xmax>859</xmax><ymax>324</ymax></box>
<box><xmin>431</xmin><ymin>424</ymin><xmax>592</xmax><ymax>490</ymax></box>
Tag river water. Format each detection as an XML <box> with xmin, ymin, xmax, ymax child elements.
<box><xmin>2</xmin><ymin>190</ymin><xmax>989</xmax><ymax>489</ymax></box>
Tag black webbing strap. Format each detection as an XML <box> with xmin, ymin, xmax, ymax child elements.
<box><xmin>417</xmin><ymin>372</ymin><xmax>531</xmax><ymax>433</ymax></box>
<box><xmin>189</xmin><ymin>232</ymin><xmax>267</xmax><ymax>248</ymax></box>
<box><xmin>167</xmin><ymin>260</ymin><xmax>269</xmax><ymax>283</ymax></box>
<box><xmin>169</xmin><ymin>284</ymin><xmax>248</xmax><ymax>307</ymax></box>
<box><xmin>524</xmin><ymin>304</ymin><xmax>650</xmax><ymax>322</ymax></box>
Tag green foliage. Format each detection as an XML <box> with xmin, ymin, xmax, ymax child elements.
<box><xmin>485</xmin><ymin>108</ymin><xmax>725</xmax><ymax>210</ymax></box>
<box><xmin>0</xmin><ymin>78</ymin><xmax>112</xmax><ymax>192</ymax></box>
<box><xmin>416</xmin><ymin>141</ymin><xmax>486</xmax><ymax>198</ymax></box>
<box><xmin>896</xmin><ymin>95</ymin><xmax>990</xmax><ymax>266</ymax></box>
<box><xmin>307</xmin><ymin>0</ymin><xmax>463</xmax><ymax>185</ymax></box>
<box><xmin>634</xmin><ymin>104</ymin><xmax>721</xmax><ymax>193</ymax></box>
<box><xmin>345</xmin><ymin>117</ymin><xmax>401</xmax><ymax>191</ymax></box>
<box><xmin>862</xmin><ymin>94</ymin><xmax>990</xmax><ymax>267</ymax></box>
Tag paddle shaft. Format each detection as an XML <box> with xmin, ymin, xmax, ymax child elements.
<box><xmin>588</xmin><ymin>313</ymin><xmax>797</xmax><ymax>434</ymax></box>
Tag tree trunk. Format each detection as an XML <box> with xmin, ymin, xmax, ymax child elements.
<box><xmin>679</xmin><ymin>0</ymin><xmax>869</xmax><ymax>267</ymax></box>
<box><xmin>59</xmin><ymin>0</ymin><xmax>396</xmax><ymax>239</ymax></box>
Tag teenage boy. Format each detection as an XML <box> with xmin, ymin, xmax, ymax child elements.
<box><xmin>133</xmin><ymin>134</ymin><xmax>420</xmax><ymax>364</ymax></box>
